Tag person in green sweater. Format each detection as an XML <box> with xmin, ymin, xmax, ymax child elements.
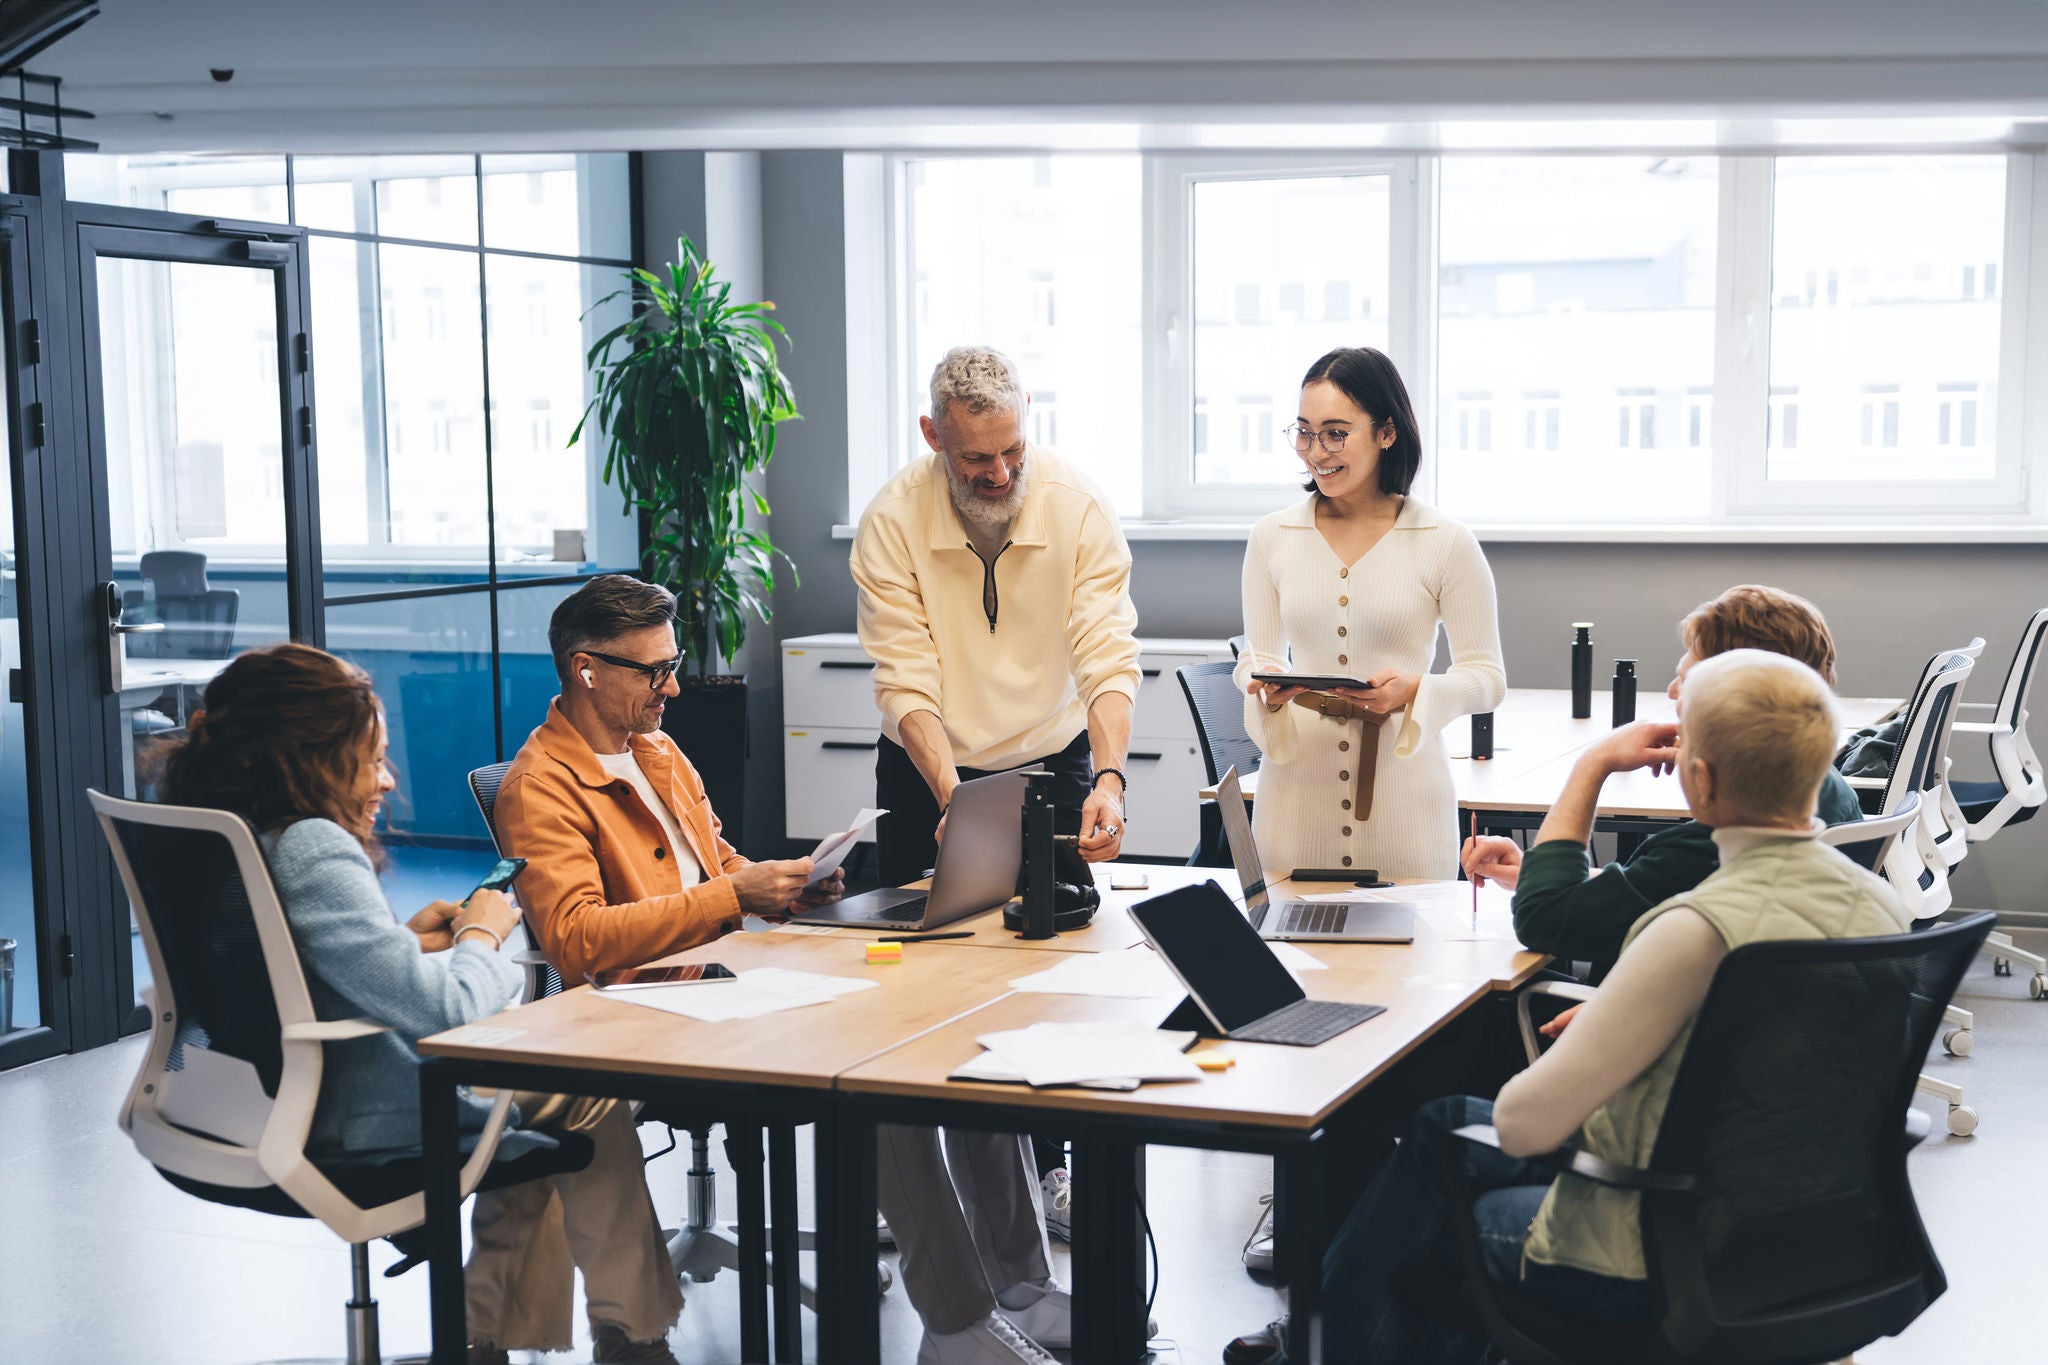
<box><xmin>1460</xmin><ymin>584</ymin><xmax>1864</xmax><ymax>984</ymax></box>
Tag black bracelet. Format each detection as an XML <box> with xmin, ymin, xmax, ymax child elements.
<box><xmin>1094</xmin><ymin>767</ymin><xmax>1128</xmax><ymax>797</ymax></box>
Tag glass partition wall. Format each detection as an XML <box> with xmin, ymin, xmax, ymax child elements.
<box><xmin>68</xmin><ymin>153</ymin><xmax>638</xmax><ymax>902</ymax></box>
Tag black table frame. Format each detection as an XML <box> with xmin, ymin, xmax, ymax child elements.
<box><xmin>420</xmin><ymin>1057</ymin><xmax>1352</xmax><ymax>1364</ymax></box>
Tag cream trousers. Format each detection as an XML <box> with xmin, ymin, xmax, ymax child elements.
<box><xmin>462</xmin><ymin>1103</ymin><xmax>684</xmax><ymax>1350</ymax></box>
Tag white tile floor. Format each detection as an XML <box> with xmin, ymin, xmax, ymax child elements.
<box><xmin>2</xmin><ymin>930</ymin><xmax>2041</xmax><ymax>1364</ymax></box>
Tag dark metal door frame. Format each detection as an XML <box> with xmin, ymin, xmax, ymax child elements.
<box><xmin>66</xmin><ymin>202</ymin><xmax>320</xmax><ymax>1043</ymax></box>
<box><xmin>0</xmin><ymin>190</ymin><xmax>76</xmax><ymax>1069</ymax></box>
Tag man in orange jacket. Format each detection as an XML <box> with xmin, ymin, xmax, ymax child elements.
<box><xmin>497</xmin><ymin>574</ymin><xmax>839</xmax><ymax>984</ymax></box>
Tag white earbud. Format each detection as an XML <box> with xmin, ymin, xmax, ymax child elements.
<box><xmin>581</xmin><ymin>668</ymin><xmax>596</xmax><ymax>689</ymax></box>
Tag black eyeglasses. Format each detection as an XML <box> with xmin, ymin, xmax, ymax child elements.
<box><xmin>584</xmin><ymin>650</ymin><xmax>685</xmax><ymax>690</ymax></box>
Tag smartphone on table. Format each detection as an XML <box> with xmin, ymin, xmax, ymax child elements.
<box><xmin>587</xmin><ymin>963</ymin><xmax>738</xmax><ymax>990</ymax></box>
<box><xmin>463</xmin><ymin>856</ymin><xmax>527</xmax><ymax>905</ymax></box>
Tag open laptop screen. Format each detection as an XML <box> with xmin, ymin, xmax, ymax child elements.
<box><xmin>1214</xmin><ymin>768</ymin><xmax>1269</xmax><ymax>914</ymax></box>
<box><xmin>1131</xmin><ymin>882</ymin><xmax>1304</xmax><ymax>1033</ymax></box>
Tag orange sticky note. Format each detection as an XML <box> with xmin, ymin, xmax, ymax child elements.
<box><xmin>866</xmin><ymin>942</ymin><xmax>902</xmax><ymax>963</ymax></box>
<box><xmin>1195</xmin><ymin>1055</ymin><xmax>1236</xmax><ymax>1072</ymax></box>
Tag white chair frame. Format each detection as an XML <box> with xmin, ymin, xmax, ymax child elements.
<box><xmin>1950</xmin><ymin>609</ymin><xmax>2048</xmax><ymax>999</ymax></box>
<box><xmin>92</xmin><ymin>789</ymin><xmax>517</xmax><ymax>1363</ymax></box>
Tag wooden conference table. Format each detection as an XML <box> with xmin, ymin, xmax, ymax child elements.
<box><xmin>1203</xmin><ymin>686</ymin><xmax>1901</xmax><ymax>827</ymax></box>
<box><xmin>417</xmin><ymin>863</ymin><xmax>1546</xmax><ymax>1365</ymax></box>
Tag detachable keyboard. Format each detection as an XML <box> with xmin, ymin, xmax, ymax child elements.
<box><xmin>1228</xmin><ymin>998</ymin><xmax>1385</xmax><ymax>1047</ymax></box>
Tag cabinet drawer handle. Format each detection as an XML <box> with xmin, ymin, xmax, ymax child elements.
<box><xmin>821</xmin><ymin>740</ymin><xmax>879</xmax><ymax>751</ymax></box>
<box><xmin>1128</xmin><ymin>751</ymin><xmax>1163</xmax><ymax>762</ymax></box>
<box><xmin>819</xmin><ymin>660</ymin><xmax>876</xmax><ymax>670</ymax></box>
<box><xmin>1141</xmin><ymin>668</ymin><xmax>1161</xmax><ymax>678</ymax></box>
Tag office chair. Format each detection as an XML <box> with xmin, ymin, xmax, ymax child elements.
<box><xmin>1443</xmin><ymin>912</ymin><xmax>1992</xmax><ymax>1365</ymax></box>
<box><xmin>1227</xmin><ymin>633</ymin><xmax>1247</xmax><ymax>660</ymax></box>
<box><xmin>1947</xmin><ymin>608</ymin><xmax>2048</xmax><ymax>999</ymax></box>
<box><xmin>1177</xmin><ymin>661</ymin><xmax>1262</xmax><ymax>867</ymax></box>
<box><xmin>465</xmin><ymin>763</ymin><xmax>891</xmax><ymax>1303</ymax></box>
<box><xmin>124</xmin><ymin>550</ymin><xmax>243</xmax><ymax>659</ymax></box>
<box><xmin>90</xmin><ymin>789</ymin><xmax>592</xmax><ymax>1365</ymax></box>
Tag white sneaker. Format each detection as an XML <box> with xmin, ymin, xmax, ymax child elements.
<box><xmin>997</xmin><ymin>1279</ymin><xmax>1157</xmax><ymax>1351</ymax></box>
<box><xmin>915</xmin><ymin>1314</ymin><xmax>1058</xmax><ymax>1365</ymax></box>
<box><xmin>1241</xmin><ymin>1192</ymin><xmax>1275</xmax><ymax>1272</ymax></box>
<box><xmin>1040</xmin><ymin>1167</ymin><xmax>1072</xmax><ymax>1242</ymax></box>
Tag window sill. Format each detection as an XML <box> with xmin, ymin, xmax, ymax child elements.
<box><xmin>829</xmin><ymin>520</ymin><xmax>2048</xmax><ymax>545</ymax></box>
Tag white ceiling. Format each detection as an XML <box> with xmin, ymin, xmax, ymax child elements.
<box><xmin>42</xmin><ymin>0</ymin><xmax>2048</xmax><ymax>153</ymax></box>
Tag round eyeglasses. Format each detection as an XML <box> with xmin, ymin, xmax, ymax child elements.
<box><xmin>1284</xmin><ymin>424</ymin><xmax>1356</xmax><ymax>456</ymax></box>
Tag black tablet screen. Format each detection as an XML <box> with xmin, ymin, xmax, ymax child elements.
<box><xmin>1131</xmin><ymin>882</ymin><xmax>1305</xmax><ymax>1032</ymax></box>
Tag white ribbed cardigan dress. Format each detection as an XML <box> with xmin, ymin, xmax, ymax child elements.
<box><xmin>1231</xmin><ymin>495</ymin><xmax>1507</xmax><ymax>880</ymax></box>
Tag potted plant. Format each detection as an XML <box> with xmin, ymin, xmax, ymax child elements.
<box><xmin>573</xmin><ymin>236</ymin><xmax>799</xmax><ymax>846</ymax></box>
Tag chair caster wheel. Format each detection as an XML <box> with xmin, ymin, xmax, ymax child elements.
<box><xmin>2030</xmin><ymin>973</ymin><xmax>2046</xmax><ymax>1000</ymax></box>
<box><xmin>1947</xmin><ymin>1104</ymin><xmax>1979</xmax><ymax>1137</ymax></box>
<box><xmin>879</xmin><ymin>1263</ymin><xmax>894</xmax><ymax>1294</ymax></box>
<box><xmin>1942</xmin><ymin>1027</ymin><xmax>1973</xmax><ymax>1057</ymax></box>
<box><xmin>1993</xmin><ymin>957</ymin><xmax>2012</xmax><ymax>976</ymax></box>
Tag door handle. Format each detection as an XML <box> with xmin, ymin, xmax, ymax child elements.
<box><xmin>103</xmin><ymin>580</ymin><xmax>163</xmax><ymax>694</ymax></box>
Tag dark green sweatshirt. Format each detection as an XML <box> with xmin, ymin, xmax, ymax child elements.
<box><xmin>1509</xmin><ymin>767</ymin><xmax>1868</xmax><ymax>983</ymax></box>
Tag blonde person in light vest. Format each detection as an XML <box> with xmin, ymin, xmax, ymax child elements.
<box><xmin>1233</xmin><ymin>650</ymin><xmax>1911</xmax><ymax>1364</ymax></box>
<box><xmin>847</xmin><ymin>345</ymin><xmax>1146</xmax><ymax>1364</ymax></box>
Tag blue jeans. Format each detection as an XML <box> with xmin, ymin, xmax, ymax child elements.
<box><xmin>1278</xmin><ymin>1095</ymin><xmax>1652</xmax><ymax>1364</ymax></box>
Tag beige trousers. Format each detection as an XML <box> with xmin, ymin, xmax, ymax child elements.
<box><xmin>462</xmin><ymin>1103</ymin><xmax>684</xmax><ymax>1350</ymax></box>
<box><xmin>876</xmin><ymin>1124</ymin><xmax>1052</xmax><ymax>1336</ymax></box>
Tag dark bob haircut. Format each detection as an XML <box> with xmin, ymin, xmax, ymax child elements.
<box><xmin>1298</xmin><ymin>346</ymin><xmax>1423</xmax><ymax>498</ymax></box>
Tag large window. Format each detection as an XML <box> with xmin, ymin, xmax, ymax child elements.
<box><xmin>68</xmin><ymin>153</ymin><xmax>640</xmax><ymax>871</ymax></box>
<box><xmin>874</xmin><ymin>148</ymin><xmax>2044</xmax><ymax>530</ymax></box>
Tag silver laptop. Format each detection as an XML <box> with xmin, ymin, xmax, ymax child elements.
<box><xmin>787</xmin><ymin>769</ymin><xmax>1030</xmax><ymax>931</ymax></box>
<box><xmin>1215</xmin><ymin>767</ymin><xmax>1415</xmax><ymax>943</ymax></box>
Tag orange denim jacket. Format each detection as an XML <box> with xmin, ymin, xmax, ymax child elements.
<box><xmin>496</xmin><ymin>700</ymin><xmax>747</xmax><ymax>983</ymax></box>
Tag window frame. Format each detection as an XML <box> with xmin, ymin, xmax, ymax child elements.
<box><xmin>863</xmin><ymin>145</ymin><xmax>2047</xmax><ymax>534</ymax></box>
<box><xmin>1144</xmin><ymin>153</ymin><xmax>1429</xmax><ymax>519</ymax></box>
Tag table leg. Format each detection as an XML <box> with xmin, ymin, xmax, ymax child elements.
<box><xmin>813</xmin><ymin>1104</ymin><xmax>879</xmax><ymax>1365</ymax></box>
<box><xmin>1276</xmin><ymin>1139</ymin><xmax>1328</xmax><ymax>1365</ymax></box>
<box><xmin>768</xmin><ymin>1122</ymin><xmax>803</xmax><ymax>1364</ymax></box>
<box><xmin>419</xmin><ymin>1058</ymin><xmax>467</xmax><ymax>1364</ymax></box>
<box><xmin>1071</xmin><ymin>1136</ymin><xmax>1149</xmax><ymax>1363</ymax></box>
<box><xmin>729</xmin><ymin>1122</ymin><xmax>770</xmax><ymax>1365</ymax></box>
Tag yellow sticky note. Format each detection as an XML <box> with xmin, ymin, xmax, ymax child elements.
<box><xmin>866</xmin><ymin>942</ymin><xmax>903</xmax><ymax>963</ymax></box>
<box><xmin>1195</xmin><ymin>1055</ymin><xmax>1236</xmax><ymax>1072</ymax></box>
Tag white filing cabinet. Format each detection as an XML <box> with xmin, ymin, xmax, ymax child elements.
<box><xmin>781</xmin><ymin>632</ymin><xmax>1231</xmax><ymax>859</ymax></box>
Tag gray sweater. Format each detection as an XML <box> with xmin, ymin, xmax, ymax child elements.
<box><xmin>262</xmin><ymin>819</ymin><xmax>546</xmax><ymax>1163</ymax></box>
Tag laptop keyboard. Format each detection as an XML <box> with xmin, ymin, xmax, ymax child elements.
<box><xmin>1231</xmin><ymin>999</ymin><xmax>1384</xmax><ymax>1047</ymax></box>
<box><xmin>1274</xmin><ymin>902</ymin><xmax>1348</xmax><ymax>936</ymax></box>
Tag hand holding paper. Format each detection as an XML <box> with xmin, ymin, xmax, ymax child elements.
<box><xmin>806</xmin><ymin>807</ymin><xmax>886</xmax><ymax>886</ymax></box>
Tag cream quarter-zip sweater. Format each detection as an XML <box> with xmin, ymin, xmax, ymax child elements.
<box><xmin>850</xmin><ymin>447</ymin><xmax>1142</xmax><ymax>771</ymax></box>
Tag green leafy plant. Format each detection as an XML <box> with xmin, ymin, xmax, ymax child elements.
<box><xmin>572</xmin><ymin>235</ymin><xmax>799</xmax><ymax>677</ymax></box>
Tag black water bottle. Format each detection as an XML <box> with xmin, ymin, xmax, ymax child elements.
<box><xmin>1571</xmin><ymin>623</ymin><xmax>1595</xmax><ymax>718</ymax></box>
<box><xmin>1612</xmin><ymin>659</ymin><xmax>1638</xmax><ymax>728</ymax></box>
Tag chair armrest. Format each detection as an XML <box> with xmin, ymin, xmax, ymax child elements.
<box><xmin>1904</xmin><ymin>1107</ymin><xmax>1931</xmax><ymax>1150</ymax></box>
<box><xmin>1516</xmin><ymin>980</ymin><xmax>1598</xmax><ymax>1063</ymax></box>
<box><xmin>1956</xmin><ymin>701</ymin><xmax>1997</xmax><ymax>712</ymax></box>
<box><xmin>514</xmin><ymin>949</ymin><xmax>553</xmax><ymax>1005</ymax></box>
<box><xmin>1452</xmin><ymin>1124</ymin><xmax>1697</xmax><ymax>1193</ymax></box>
<box><xmin>1951</xmin><ymin>721</ymin><xmax>2012</xmax><ymax>736</ymax></box>
<box><xmin>281</xmin><ymin>1018</ymin><xmax>391</xmax><ymax>1042</ymax></box>
<box><xmin>1845</xmin><ymin>776</ymin><xmax>1889</xmax><ymax>790</ymax></box>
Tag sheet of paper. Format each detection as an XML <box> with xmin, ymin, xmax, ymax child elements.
<box><xmin>806</xmin><ymin>807</ymin><xmax>887</xmax><ymax>885</ymax></box>
<box><xmin>949</xmin><ymin>1051</ymin><xmax>1143</xmax><ymax>1091</ymax></box>
<box><xmin>975</xmin><ymin>1022</ymin><xmax>1203</xmax><ymax>1088</ymax></box>
<box><xmin>1007</xmin><ymin>947</ymin><xmax>1183</xmax><ymax>999</ymax></box>
<box><xmin>599</xmin><ymin>967</ymin><xmax>877</xmax><ymax>1023</ymax></box>
<box><xmin>1296</xmin><ymin>890</ymin><xmax>1367</xmax><ymax>902</ymax></box>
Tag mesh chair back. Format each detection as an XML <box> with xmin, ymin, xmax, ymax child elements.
<box><xmin>152</xmin><ymin>588</ymin><xmax>240</xmax><ymax>659</ymax></box>
<box><xmin>1872</xmin><ymin>650</ymin><xmax>1975</xmax><ymax>820</ymax></box>
<box><xmin>1989</xmin><ymin>608</ymin><xmax>2047</xmax><ymax>737</ymax></box>
<box><xmin>1640</xmin><ymin>912</ymin><xmax>1992</xmax><ymax>1359</ymax></box>
<box><xmin>468</xmin><ymin>761</ymin><xmax>564</xmax><ymax>1000</ymax></box>
<box><xmin>108</xmin><ymin>815</ymin><xmax>285</xmax><ymax>1096</ymax></box>
<box><xmin>141</xmin><ymin>550</ymin><xmax>212</xmax><ymax>597</ymax></box>
<box><xmin>1177</xmin><ymin>661</ymin><xmax>1261</xmax><ymax>785</ymax></box>
<box><xmin>1227</xmin><ymin>634</ymin><xmax>1247</xmax><ymax>660</ymax></box>
<box><xmin>468</xmin><ymin>762</ymin><xmax>513</xmax><ymax>854</ymax></box>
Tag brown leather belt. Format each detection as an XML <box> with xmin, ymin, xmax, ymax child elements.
<box><xmin>1290</xmin><ymin>693</ymin><xmax>1392</xmax><ymax>821</ymax></box>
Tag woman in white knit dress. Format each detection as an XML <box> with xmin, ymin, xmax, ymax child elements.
<box><xmin>1233</xmin><ymin>347</ymin><xmax>1506</xmax><ymax>880</ymax></box>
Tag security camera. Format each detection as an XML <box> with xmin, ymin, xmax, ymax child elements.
<box><xmin>210</xmin><ymin>68</ymin><xmax>234</xmax><ymax>83</ymax></box>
